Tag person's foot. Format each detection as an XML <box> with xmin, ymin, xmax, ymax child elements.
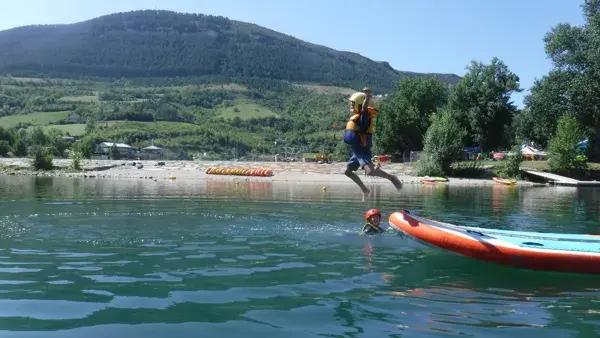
<box><xmin>361</xmin><ymin>188</ymin><xmax>372</xmax><ymax>202</ymax></box>
<box><xmin>390</xmin><ymin>175</ymin><xmax>403</xmax><ymax>190</ymax></box>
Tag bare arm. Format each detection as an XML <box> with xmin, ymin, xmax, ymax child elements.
<box><xmin>361</xmin><ymin>89</ymin><xmax>372</xmax><ymax>115</ymax></box>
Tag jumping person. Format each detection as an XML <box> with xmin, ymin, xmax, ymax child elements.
<box><xmin>344</xmin><ymin>87</ymin><xmax>402</xmax><ymax>201</ymax></box>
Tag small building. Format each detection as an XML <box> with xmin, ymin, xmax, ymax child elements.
<box><xmin>143</xmin><ymin>145</ymin><xmax>163</xmax><ymax>153</ymax></box>
<box><xmin>97</xmin><ymin>142</ymin><xmax>135</xmax><ymax>158</ymax></box>
<box><xmin>140</xmin><ymin>145</ymin><xmax>163</xmax><ymax>160</ymax></box>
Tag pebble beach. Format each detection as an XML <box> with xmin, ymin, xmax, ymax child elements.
<box><xmin>0</xmin><ymin>157</ymin><xmax>540</xmax><ymax>187</ymax></box>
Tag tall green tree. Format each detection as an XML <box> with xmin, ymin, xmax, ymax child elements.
<box><xmin>521</xmin><ymin>1</ymin><xmax>600</xmax><ymax>159</ymax></box>
<box><xmin>417</xmin><ymin>108</ymin><xmax>467</xmax><ymax>176</ymax></box>
<box><xmin>517</xmin><ymin>70</ymin><xmax>573</xmax><ymax>148</ymax></box>
<box><xmin>374</xmin><ymin>76</ymin><xmax>449</xmax><ymax>155</ymax></box>
<box><xmin>448</xmin><ymin>57</ymin><xmax>521</xmax><ymax>151</ymax></box>
<box><xmin>548</xmin><ymin>114</ymin><xmax>588</xmax><ymax>172</ymax></box>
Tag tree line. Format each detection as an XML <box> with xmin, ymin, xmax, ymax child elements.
<box><xmin>373</xmin><ymin>1</ymin><xmax>598</xmax><ymax>176</ymax></box>
<box><xmin>374</xmin><ymin>58</ymin><xmax>520</xmax><ymax>157</ymax></box>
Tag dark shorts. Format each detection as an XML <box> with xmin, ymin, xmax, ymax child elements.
<box><xmin>348</xmin><ymin>143</ymin><xmax>372</xmax><ymax>171</ymax></box>
<box><xmin>344</xmin><ymin>130</ymin><xmax>373</xmax><ymax>171</ymax></box>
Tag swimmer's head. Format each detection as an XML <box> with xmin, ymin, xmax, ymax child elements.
<box><xmin>365</xmin><ymin>208</ymin><xmax>381</xmax><ymax>225</ymax></box>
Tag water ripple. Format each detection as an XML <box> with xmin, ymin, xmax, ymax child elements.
<box><xmin>0</xmin><ymin>177</ymin><xmax>599</xmax><ymax>337</ymax></box>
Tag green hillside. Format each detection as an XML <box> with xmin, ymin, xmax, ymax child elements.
<box><xmin>0</xmin><ymin>75</ymin><xmax>358</xmax><ymax>159</ymax></box>
<box><xmin>0</xmin><ymin>10</ymin><xmax>464</xmax><ymax>161</ymax></box>
<box><xmin>0</xmin><ymin>10</ymin><xmax>460</xmax><ymax>93</ymax></box>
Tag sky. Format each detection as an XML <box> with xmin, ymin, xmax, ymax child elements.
<box><xmin>0</xmin><ymin>0</ymin><xmax>587</xmax><ymax>108</ymax></box>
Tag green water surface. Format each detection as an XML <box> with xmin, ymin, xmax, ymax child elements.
<box><xmin>0</xmin><ymin>176</ymin><xmax>599</xmax><ymax>337</ymax></box>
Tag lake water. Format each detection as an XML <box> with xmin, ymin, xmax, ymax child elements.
<box><xmin>0</xmin><ymin>175</ymin><xmax>600</xmax><ymax>337</ymax></box>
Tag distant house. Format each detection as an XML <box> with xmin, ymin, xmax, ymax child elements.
<box><xmin>97</xmin><ymin>142</ymin><xmax>135</xmax><ymax>157</ymax></box>
<box><xmin>143</xmin><ymin>145</ymin><xmax>162</xmax><ymax>153</ymax></box>
<box><xmin>140</xmin><ymin>145</ymin><xmax>163</xmax><ymax>160</ymax></box>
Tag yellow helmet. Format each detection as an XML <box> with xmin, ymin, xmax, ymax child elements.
<box><xmin>349</xmin><ymin>92</ymin><xmax>366</xmax><ymax>111</ymax></box>
<box><xmin>349</xmin><ymin>91</ymin><xmax>376</xmax><ymax>111</ymax></box>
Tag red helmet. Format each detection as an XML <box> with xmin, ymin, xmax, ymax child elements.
<box><xmin>365</xmin><ymin>208</ymin><xmax>381</xmax><ymax>220</ymax></box>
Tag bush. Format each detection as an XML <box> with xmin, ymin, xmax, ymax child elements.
<box><xmin>30</xmin><ymin>146</ymin><xmax>54</xmax><ymax>171</ymax></box>
<box><xmin>11</xmin><ymin>134</ymin><xmax>28</xmax><ymax>157</ymax></box>
<box><xmin>71</xmin><ymin>137</ymin><xmax>94</xmax><ymax>159</ymax></box>
<box><xmin>333</xmin><ymin>141</ymin><xmax>351</xmax><ymax>162</ymax></box>
<box><xmin>575</xmin><ymin>154</ymin><xmax>588</xmax><ymax>168</ymax></box>
<box><xmin>0</xmin><ymin>140</ymin><xmax>9</xmax><ymax>157</ymax></box>
<box><xmin>68</xmin><ymin>150</ymin><xmax>84</xmax><ymax>170</ymax></box>
<box><xmin>417</xmin><ymin>109</ymin><xmax>466</xmax><ymax>176</ymax></box>
<box><xmin>417</xmin><ymin>153</ymin><xmax>445</xmax><ymax>177</ymax></box>
<box><xmin>495</xmin><ymin>145</ymin><xmax>523</xmax><ymax>178</ymax></box>
<box><xmin>547</xmin><ymin>114</ymin><xmax>587</xmax><ymax>173</ymax></box>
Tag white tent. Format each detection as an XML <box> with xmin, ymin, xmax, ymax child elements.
<box><xmin>520</xmin><ymin>145</ymin><xmax>547</xmax><ymax>157</ymax></box>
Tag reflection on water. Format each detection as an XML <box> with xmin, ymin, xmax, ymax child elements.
<box><xmin>0</xmin><ymin>175</ymin><xmax>599</xmax><ymax>337</ymax></box>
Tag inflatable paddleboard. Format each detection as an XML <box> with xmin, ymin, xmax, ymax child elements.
<box><xmin>419</xmin><ymin>176</ymin><xmax>449</xmax><ymax>183</ymax></box>
<box><xmin>493</xmin><ymin>177</ymin><xmax>517</xmax><ymax>185</ymax></box>
<box><xmin>388</xmin><ymin>210</ymin><xmax>600</xmax><ymax>274</ymax></box>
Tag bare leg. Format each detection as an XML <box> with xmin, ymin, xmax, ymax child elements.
<box><xmin>345</xmin><ymin>167</ymin><xmax>371</xmax><ymax>201</ymax></box>
<box><xmin>364</xmin><ymin>163</ymin><xmax>403</xmax><ymax>190</ymax></box>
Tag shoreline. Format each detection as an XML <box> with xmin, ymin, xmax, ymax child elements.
<box><xmin>0</xmin><ymin>158</ymin><xmax>544</xmax><ymax>187</ymax></box>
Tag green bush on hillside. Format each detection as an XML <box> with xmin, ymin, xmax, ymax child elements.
<box><xmin>30</xmin><ymin>146</ymin><xmax>54</xmax><ymax>171</ymax></box>
<box><xmin>0</xmin><ymin>140</ymin><xmax>9</xmax><ymax>156</ymax></box>
<box><xmin>68</xmin><ymin>149</ymin><xmax>83</xmax><ymax>170</ymax></box>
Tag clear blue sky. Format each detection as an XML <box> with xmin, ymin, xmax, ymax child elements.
<box><xmin>0</xmin><ymin>0</ymin><xmax>587</xmax><ymax>107</ymax></box>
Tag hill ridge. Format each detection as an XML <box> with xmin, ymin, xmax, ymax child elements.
<box><xmin>0</xmin><ymin>9</ymin><xmax>460</xmax><ymax>92</ymax></box>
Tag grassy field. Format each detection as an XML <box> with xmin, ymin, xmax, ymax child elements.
<box><xmin>296</xmin><ymin>84</ymin><xmax>356</xmax><ymax>95</ymax></box>
<box><xmin>41</xmin><ymin>124</ymin><xmax>87</xmax><ymax>136</ymax></box>
<box><xmin>454</xmin><ymin>160</ymin><xmax>600</xmax><ymax>170</ymax></box>
<box><xmin>58</xmin><ymin>95</ymin><xmax>99</xmax><ymax>102</ymax></box>
<box><xmin>215</xmin><ymin>101</ymin><xmax>279</xmax><ymax>120</ymax></box>
<box><xmin>39</xmin><ymin>120</ymin><xmax>201</xmax><ymax>139</ymax></box>
<box><xmin>0</xmin><ymin>76</ymin><xmax>420</xmax><ymax>157</ymax></box>
<box><xmin>305</xmin><ymin>130</ymin><xmax>344</xmax><ymax>140</ymax></box>
<box><xmin>109</xmin><ymin>120</ymin><xmax>198</xmax><ymax>130</ymax></box>
<box><xmin>41</xmin><ymin>121</ymin><xmax>126</xmax><ymax>137</ymax></box>
<box><xmin>0</xmin><ymin>111</ymin><xmax>71</xmax><ymax>128</ymax></box>
<box><xmin>198</xmin><ymin>83</ymin><xmax>248</xmax><ymax>91</ymax></box>
<box><xmin>521</xmin><ymin>160</ymin><xmax>600</xmax><ymax>170</ymax></box>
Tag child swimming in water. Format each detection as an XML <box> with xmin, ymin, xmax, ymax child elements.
<box><xmin>362</xmin><ymin>208</ymin><xmax>384</xmax><ymax>235</ymax></box>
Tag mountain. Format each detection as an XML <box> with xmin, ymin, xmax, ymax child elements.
<box><xmin>0</xmin><ymin>10</ymin><xmax>460</xmax><ymax>92</ymax></box>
